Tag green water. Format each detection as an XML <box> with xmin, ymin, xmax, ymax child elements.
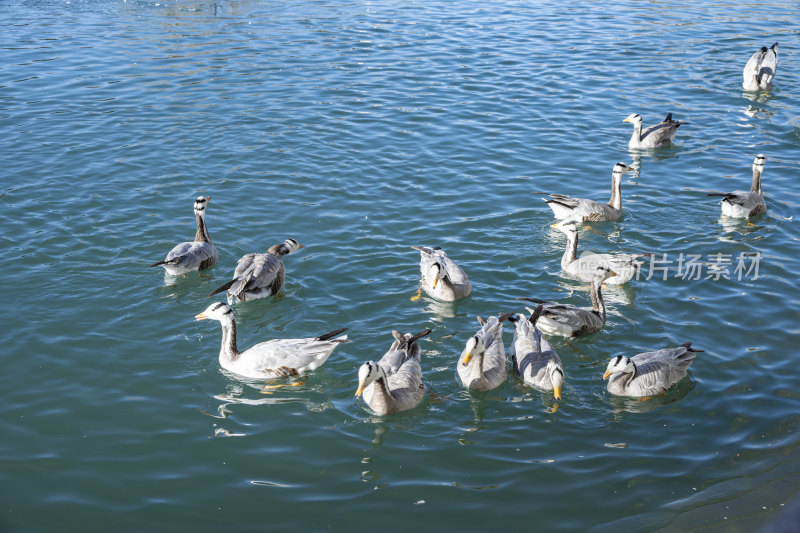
<box><xmin>2</xmin><ymin>1</ymin><xmax>799</xmax><ymax>531</ymax></box>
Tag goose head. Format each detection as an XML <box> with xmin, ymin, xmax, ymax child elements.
<box><xmin>612</xmin><ymin>162</ymin><xmax>634</xmax><ymax>178</ymax></box>
<box><xmin>592</xmin><ymin>265</ymin><xmax>618</xmax><ymax>283</ymax></box>
<box><xmin>270</xmin><ymin>238</ymin><xmax>305</xmax><ymax>256</ymax></box>
<box><xmin>462</xmin><ymin>335</ymin><xmax>485</xmax><ymax>366</ymax></box>
<box><xmin>427</xmin><ymin>262</ymin><xmax>448</xmax><ymax>289</ymax></box>
<box><xmin>622</xmin><ymin>113</ymin><xmax>642</xmax><ymax>126</ymax></box>
<box><xmin>193</xmin><ymin>196</ymin><xmax>211</xmax><ymax>216</ymax></box>
<box><xmin>752</xmin><ymin>154</ymin><xmax>767</xmax><ymax>174</ymax></box>
<box><xmin>550</xmin><ymin>219</ymin><xmax>579</xmax><ymax>237</ymax></box>
<box><xmin>549</xmin><ymin>362</ymin><xmax>564</xmax><ymax>400</ymax></box>
<box><xmin>603</xmin><ymin>355</ymin><xmax>634</xmax><ymax>380</ymax></box>
<box><xmin>355</xmin><ymin>361</ymin><xmax>387</xmax><ymax>396</ymax></box>
<box><xmin>195</xmin><ymin>302</ymin><xmax>233</xmax><ymax>322</ymax></box>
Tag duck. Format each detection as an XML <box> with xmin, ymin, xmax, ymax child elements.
<box><xmin>623</xmin><ymin>113</ymin><xmax>687</xmax><ymax>149</ymax></box>
<box><xmin>411</xmin><ymin>246</ymin><xmax>472</xmax><ymax>301</ymax></box>
<box><xmin>518</xmin><ymin>265</ymin><xmax>617</xmax><ymax>338</ymax></box>
<box><xmin>195</xmin><ymin>302</ymin><xmax>348</xmax><ymax>380</ymax></box>
<box><xmin>456</xmin><ymin>314</ymin><xmax>512</xmax><ymax>392</ymax></box>
<box><xmin>539</xmin><ymin>162</ymin><xmax>633</xmax><ymax>223</ymax></box>
<box><xmin>707</xmin><ymin>154</ymin><xmax>767</xmax><ymax>219</ymax></box>
<box><xmin>149</xmin><ymin>196</ymin><xmax>218</xmax><ymax>275</ymax></box>
<box><xmin>743</xmin><ymin>43</ymin><xmax>778</xmax><ymax>91</ymax></box>
<box><xmin>509</xmin><ymin>306</ymin><xmax>564</xmax><ymax>400</ymax></box>
<box><xmin>355</xmin><ymin>328</ymin><xmax>431</xmax><ymax>415</ymax></box>
<box><xmin>208</xmin><ymin>238</ymin><xmax>303</xmax><ymax>304</ymax></box>
<box><xmin>551</xmin><ymin>220</ymin><xmax>648</xmax><ymax>285</ymax></box>
<box><xmin>603</xmin><ymin>342</ymin><xmax>702</xmax><ymax>398</ymax></box>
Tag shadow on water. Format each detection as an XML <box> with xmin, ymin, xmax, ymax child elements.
<box><xmin>603</xmin><ymin>377</ymin><xmax>696</xmax><ymax>416</ymax></box>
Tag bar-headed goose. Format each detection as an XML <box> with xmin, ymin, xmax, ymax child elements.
<box><xmin>411</xmin><ymin>246</ymin><xmax>472</xmax><ymax>301</ymax></box>
<box><xmin>518</xmin><ymin>266</ymin><xmax>617</xmax><ymax>338</ymax></box>
<box><xmin>708</xmin><ymin>154</ymin><xmax>767</xmax><ymax>219</ymax></box>
<box><xmin>603</xmin><ymin>343</ymin><xmax>702</xmax><ymax>398</ymax></box>
<box><xmin>149</xmin><ymin>196</ymin><xmax>218</xmax><ymax>275</ymax></box>
<box><xmin>195</xmin><ymin>302</ymin><xmax>348</xmax><ymax>380</ymax></box>
<box><xmin>209</xmin><ymin>238</ymin><xmax>303</xmax><ymax>304</ymax></box>
<box><xmin>743</xmin><ymin>43</ymin><xmax>778</xmax><ymax>91</ymax></box>
<box><xmin>355</xmin><ymin>328</ymin><xmax>431</xmax><ymax>415</ymax></box>
<box><xmin>509</xmin><ymin>306</ymin><xmax>564</xmax><ymax>400</ymax></box>
<box><xmin>539</xmin><ymin>162</ymin><xmax>633</xmax><ymax>223</ymax></box>
<box><xmin>456</xmin><ymin>314</ymin><xmax>511</xmax><ymax>392</ymax></box>
<box><xmin>623</xmin><ymin>113</ymin><xmax>687</xmax><ymax>149</ymax></box>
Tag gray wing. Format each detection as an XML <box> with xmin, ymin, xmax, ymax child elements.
<box><xmin>627</xmin><ymin>345</ymin><xmax>697</xmax><ymax>396</ymax></box>
<box><xmin>440</xmin><ymin>252</ymin><xmax>470</xmax><ymax>287</ymax></box>
<box><xmin>542</xmin><ymin>304</ymin><xmax>602</xmax><ymax>335</ymax></box>
<box><xmin>640</xmin><ymin>115</ymin><xmax>683</xmax><ymax>145</ymax></box>
<box><xmin>163</xmin><ymin>241</ymin><xmax>217</xmax><ymax>270</ymax></box>
<box><xmin>544</xmin><ymin>195</ymin><xmax>614</xmax><ymax>221</ymax></box>
<box><xmin>744</xmin><ymin>44</ymin><xmax>778</xmax><ymax>87</ymax></box>
<box><xmin>228</xmin><ymin>253</ymin><xmax>285</xmax><ymax>300</ymax></box>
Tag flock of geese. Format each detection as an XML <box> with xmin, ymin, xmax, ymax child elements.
<box><xmin>150</xmin><ymin>44</ymin><xmax>777</xmax><ymax>416</ymax></box>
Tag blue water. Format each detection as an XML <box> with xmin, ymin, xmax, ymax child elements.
<box><xmin>2</xmin><ymin>1</ymin><xmax>799</xmax><ymax>531</ymax></box>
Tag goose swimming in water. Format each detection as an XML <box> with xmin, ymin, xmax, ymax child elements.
<box><xmin>509</xmin><ymin>306</ymin><xmax>564</xmax><ymax>400</ymax></box>
<box><xmin>209</xmin><ymin>238</ymin><xmax>303</xmax><ymax>304</ymax></box>
<box><xmin>456</xmin><ymin>314</ymin><xmax>511</xmax><ymax>392</ymax></box>
<box><xmin>355</xmin><ymin>328</ymin><xmax>431</xmax><ymax>415</ymax></box>
<box><xmin>518</xmin><ymin>266</ymin><xmax>617</xmax><ymax>338</ymax></box>
<box><xmin>623</xmin><ymin>113</ymin><xmax>687</xmax><ymax>149</ymax></box>
<box><xmin>603</xmin><ymin>342</ymin><xmax>702</xmax><ymax>398</ymax></box>
<box><xmin>195</xmin><ymin>302</ymin><xmax>348</xmax><ymax>380</ymax></box>
<box><xmin>707</xmin><ymin>154</ymin><xmax>767</xmax><ymax>219</ymax></box>
<box><xmin>411</xmin><ymin>246</ymin><xmax>472</xmax><ymax>301</ymax></box>
<box><xmin>551</xmin><ymin>220</ymin><xmax>647</xmax><ymax>285</ymax></box>
<box><xmin>539</xmin><ymin>162</ymin><xmax>633</xmax><ymax>223</ymax></box>
<box><xmin>149</xmin><ymin>196</ymin><xmax>218</xmax><ymax>275</ymax></box>
<box><xmin>743</xmin><ymin>43</ymin><xmax>778</xmax><ymax>91</ymax></box>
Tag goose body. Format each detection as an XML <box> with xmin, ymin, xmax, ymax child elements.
<box><xmin>708</xmin><ymin>154</ymin><xmax>767</xmax><ymax>219</ymax></box>
<box><xmin>743</xmin><ymin>43</ymin><xmax>778</xmax><ymax>91</ymax></box>
<box><xmin>518</xmin><ymin>266</ymin><xmax>617</xmax><ymax>338</ymax></box>
<box><xmin>209</xmin><ymin>239</ymin><xmax>303</xmax><ymax>304</ymax></box>
<box><xmin>456</xmin><ymin>314</ymin><xmax>510</xmax><ymax>392</ymax></box>
<box><xmin>603</xmin><ymin>343</ymin><xmax>701</xmax><ymax>398</ymax></box>
<box><xmin>509</xmin><ymin>307</ymin><xmax>563</xmax><ymax>399</ymax></box>
<box><xmin>356</xmin><ymin>329</ymin><xmax>431</xmax><ymax>415</ymax></box>
<box><xmin>624</xmin><ymin>113</ymin><xmax>687</xmax><ymax>149</ymax></box>
<box><xmin>411</xmin><ymin>246</ymin><xmax>472</xmax><ymax>301</ymax></box>
<box><xmin>540</xmin><ymin>162</ymin><xmax>633</xmax><ymax>223</ymax></box>
<box><xmin>552</xmin><ymin>220</ymin><xmax>645</xmax><ymax>285</ymax></box>
<box><xmin>195</xmin><ymin>302</ymin><xmax>348</xmax><ymax>380</ymax></box>
<box><xmin>149</xmin><ymin>196</ymin><xmax>218</xmax><ymax>275</ymax></box>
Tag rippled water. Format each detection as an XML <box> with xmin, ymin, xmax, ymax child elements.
<box><xmin>2</xmin><ymin>0</ymin><xmax>799</xmax><ymax>531</ymax></box>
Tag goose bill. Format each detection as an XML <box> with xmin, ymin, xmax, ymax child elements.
<box><xmin>553</xmin><ymin>385</ymin><xmax>562</xmax><ymax>400</ymax></box>
<box><xmin>195</xmin><ymin>312</ymin><xmax>210</xmax><ymax>320</ymax></box>
<box><xmin>462</xmin><ymin>351</ymin><xmax>473</xmax><ymax>366</ymax></box>
<box><xmin>602</xmin><ymin>369</ymin><xmax>612</xmax><ymax>380</ymax></box>
<box><xmin>355</xmin><ymin>383</ymin><xmax>365</xmax><ymax>397</ymax></box>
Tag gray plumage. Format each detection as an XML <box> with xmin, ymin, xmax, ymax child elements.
<box><xmin>509</xmin><ymin>307</ymin><xmax>564</xmax><ymax>399</ymax></box>
<box><xmin>552</xmin><ymin>220</ymin><xmax>646</xmax><ymax>285</ymax></box>
<box><xmin>456</xmin><ymin>314</ymin><xmax>511</xmax><ymax>392</ymax></box>
<box><xmin>411</xmin><ymin>246</ymin><xmax>472</xmax><ymax>301</ymax></box>
<box><xmin>209</xmin><ymin>238</ymin><xmax>303</xmax><ymax>304</ymax></box>
<box><xmin>623</xmin><ymin>113</ymin><xmax>687</xmax><ymax>149</ymax></box>
<box><xmin>539</xmin><ymin>162</ymin><xmax>633</xmax><ymax>223</ymax></box>
<box><xmin>743</xmin><ymin>43</ymin><xmax>778</xmax><ymax>91</ymax></box>
<box><xmin>149</xmin><ymin>196</ymin><xmax>218</xmax><ymax>275</ymax></box>
<box><xmin>518</xmin><ymin>266</ymin><xmax>617</xmax><ymax>338</ymax></box>
<box><xmin>356</xmin><ymin>329</ymin><xmax>431</xmax><ymax>415</ymax></box>
<box><xmin>708</xmin><ymin>154</ymin><xmax>767</xmax><ymax>219</ymax></box>
<box><xmin>195</xmin><ymin>302</ymin><xmax>348</xmax><ymax>380</ymax></box>
<box><xmin>603</xmin><ymin>342</ymin><xmax>701</xmax><ymax>398</ymax></box>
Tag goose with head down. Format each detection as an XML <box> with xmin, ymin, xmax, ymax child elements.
<box><xmin>149</xmin><ymin>196</ymin><xmax>218</xmax><ymax>275</ymax></box>
<box><xmin>355</xmin><ymin>328</ymin><xmax>431</xmax><ymax>415</ymax></box>
<box><xmin>411</xmin><ymin>246</ymin><xmax>472</xmax><ymax>301</ymax></box>
<box><xmin>603</xmin><ymin>342</ymin><xmax>702</xmax><ymax>398</ymax></box>
<box><xmin>707</xmin><ymin>154</ymin><xmax>767</xmax><ymax>219</ymax></box>
<box><xmin>743</xmin><ymin>43</ymin><xmax>778</xmax><ymax>91</ymax></box>
<box><xmin>518</xmin><ymin>265</ymin><xmax>617</xmax><ymax>338</ymax></box>
<box><xmin>509</xmin><ymin>306</ymin><xmax>564</xmax><ymax>400</ymax></box>
<box><xmin>456</xmin><ymin>314</ymin><xmax>512</xmax><ymax>392</ymax></box>
<box><xmin>623</xmin><ymin>113</ymin><xmax>687</xmax><ymax>149</ymax></box>
<box><xmin>195</xmin><ymin>302</ymin><xmax>348</xmax><ymax>380</ymax></box>
<box><xmin>539</xmin><ymin>162</ymin><xmax>633</xmax><ymax>223</ymax></box>
<box><xmin>209</xmin><ymin>238</ymin><xmax>303</xmax><ymax>304</ymax></box>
